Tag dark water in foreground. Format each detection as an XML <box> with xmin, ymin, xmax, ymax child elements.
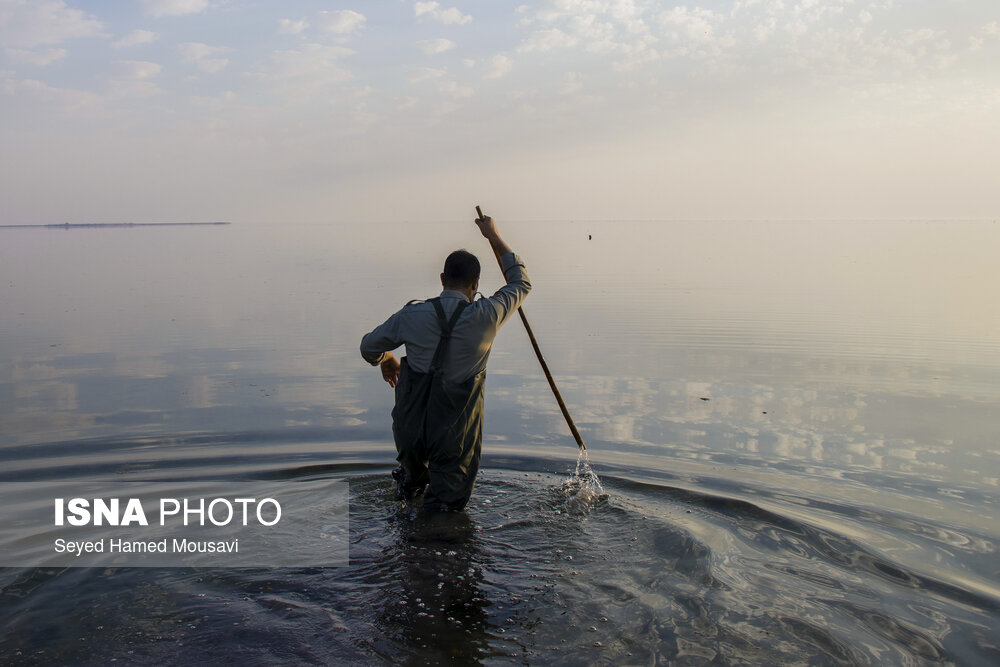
<box><xmin>1</xmin><ymin>221</ymin><xmax>999</xmax><ymax>664</ymax></box>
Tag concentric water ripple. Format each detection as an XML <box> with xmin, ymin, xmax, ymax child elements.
<box><xmin>2</xmin><ymin>458</ymin><xmax>997</xmax><ymax>665</ymax></box>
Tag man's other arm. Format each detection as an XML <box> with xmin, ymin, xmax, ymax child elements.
<box><xmin>360</xmin><ymin>313</ymin><xmax>404</xmax><ymax>387</ymax></box>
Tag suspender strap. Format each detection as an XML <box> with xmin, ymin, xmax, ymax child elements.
<box><xmin>429</xmin><ymin>297</ymin><xmax>469</xmax><ymax>372</ymax></box>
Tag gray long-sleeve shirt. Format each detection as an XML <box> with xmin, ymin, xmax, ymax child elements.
<box><xmin>360</xmin><ymin>251</ymin><xmax>531</xmax><ymax>384</ymax></box>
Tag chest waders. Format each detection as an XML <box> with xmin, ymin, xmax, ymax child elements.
<box><xmin>392</xmin><ymin>297</ymin><xmax>486</xmax><ymax>511</ymax></box>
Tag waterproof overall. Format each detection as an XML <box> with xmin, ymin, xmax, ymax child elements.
<box><xmin>391</xmin><ymin>298</ymin><xmax>486</xmax><ymax>511</ymax></box>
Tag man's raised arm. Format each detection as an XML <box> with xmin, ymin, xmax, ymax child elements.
<box><xmin>475</xmin><ymin>215</ymin><xmax>513</xmax><ymax>258</ymax></box>
<box><xmin>475</xmin><ymin>215</ymin><xmax>531</xmax><ymax>324</ymax></box>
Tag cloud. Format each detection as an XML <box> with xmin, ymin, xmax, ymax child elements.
<box><xmin>117</xmin><ymin>60</ymin><xmax>162</xmax><ymax>80</ymax></box>
<box><xmin>397</xmin><ymin>95</ymin><xmax>420</xmax><ymax>110</ymax></box>
<box><xmin>515</xmin><ymin>0</ymin><xmax>980</xmax><ymax>78</ymax></box>
<box><xmin>105</xmin><ymin>60</ymin><xmax>164</xmax><ymax>98</ymax></box>
<box><xmin>0</xmin><ymin>71</ymin><xmax>102</xmax><ymax>113</ymax></box>
<box><xmin>316</xmin><ymin>10</ymin><xmax>366</xmax><ymax>35</ymax></box>
<box><xmin>0</xmin><ymin>0</ymin><xmax>105</xmax><ymax>48</ymax></box>
<box><xmin>178</xmin><ymin>42</ymin><xmax>229</xmax><ymax>73</ymax></box>
<box><xmin>558</xmin><ymin>71</ymin><xmax>583</xmax><ymax>95</ymax></box>
<box><xmin>251</xmin><ymin>43</ymin><xmax>355</xmax><ymax>98</ymax></box>
<box><xmin>657</xmin><ymin>7</ymin><xmax>729</xmax><ymax>59</ymax></box>
<box><xmin>659</xmin><ymin>7</ymin><xmax>718</xmax><ymax>46</ymax></box>
<box><xmin>142</xmin><ymin>0</ymin><xmax>209</xmax><ymax>18</ymax></box>
<box><xmin>417</xmin><ymin>38</ymin><xmax>456</xmax><ymax>55</ymax></box>
<box><xmin>112</xmin><ymin>29</ymin><xmax>158</xmax><ymax>49</ymax></box>
<box><xmin>483</xmin><ymin>54</ymin><xmax>513</xmax><ymax>79</ymax></box>
<box><xmin>4</xmin><ymin>47</ymin><xmax>68</xmax><ymax>66</ymax></box>
<box><xmin>408</xmin><ymin>67</ymin><xmax>446</xmax><ymax>83</ymax></box>
<box><xmin>515</xmin><ymin>1</ymin><xmax>658</xmax><ymax>68</ymax></box>
<box><xmin>517</xmin><ymin>28</ymin><xmax>578</xmax><ymax>53</ymax></box>
<box><xmin>414</xmin><ymin>2</ymin><xmax>472</xmax><ymax>26</ymax></box>
<box><xmin>435</xmin><ymin>79</ymin><xmax>473</xmax><ymax>99</ymax></box>
<box><xmin>279</xmin><ymin>18</ymin><xmax>308</xmax><ymax>35</ymax></box>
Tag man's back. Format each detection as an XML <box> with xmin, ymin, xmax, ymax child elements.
<box><xmin>360</xmin><ymin>251</ymin><xmax>530</xmax><ymax>384</ymax></box>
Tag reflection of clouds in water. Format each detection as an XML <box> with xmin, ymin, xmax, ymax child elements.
<box><xmin>502</xmin><ymin>370</ymin><xmax>992</xmax><ymax>484</ymax></box>
<box><xmin>284</xmin><ymin>413</ymin><xmax>364</xmax><ymax>428</ymax></box>
<box><xmin>111</xmin><ymin>356</ymin><xmax>171</xmax><ymax>379</ymax></box>
<box><xmin>10</xmin><ymin>362</ymin><xmax>65</xmax><ymax>382</ymax></box>
<box><xmin>183</xmin><ymin>375</ymin><xmax>215</xmax><ymax>409</ymax></box>
<box><xmin>511</xmin><ymin>375</ymin><xmax>664</xmax><ymax>444</ymax></box>
<box><xmin>596</xmin><ymin>414</ymin><xmax>637</xmax><ymax>442</ymax></box>
<box><xmin>844</xmin><ymin>441</ymin><xmax>885</xmax><ymax>470</ymax></box>
<box><xmin>13</xmin><ymin>380</ymin><xmax>78</xmax><ymax>410</ymax></box>
<box><xmin>577</xmin><ymin>376</ymin><xmax>660</xmax><ymax>443</ymax></box>
<box><xmin>1</xmin><ymin>343</ymin><xmax>371</xmax><ymax>446</ymax></box>
<box><xmin>274</xmin><ymin>378</ymin><xmax>362</xmax><ymax>408</ymax></box>
<box><xmin>0</xmin><ymin>412</ymin><xmax>96</xmax><ymax>443</ymax></box>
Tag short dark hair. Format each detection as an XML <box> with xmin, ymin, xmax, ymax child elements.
<box><xmin>442</xmin><ymin>249</ymin><xmax>480</xmax><ymax>289</ymax></box>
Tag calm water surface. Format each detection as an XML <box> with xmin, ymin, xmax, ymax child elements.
<box><xmin>1</xmin><ymin>220</ymin><xmax>998</xmax><ymax>664</ymax></box>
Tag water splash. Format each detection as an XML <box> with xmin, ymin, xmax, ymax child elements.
<box><xmin>560</xmin><ymin>448</ymin><xmax>607</xmax><ymax>512</ymax></box>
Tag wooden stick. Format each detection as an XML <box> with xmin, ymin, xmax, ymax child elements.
<box><xmin>476</xmin><ymin>205</ymin><xmax>586</xmax><ymax>450</ymax></box>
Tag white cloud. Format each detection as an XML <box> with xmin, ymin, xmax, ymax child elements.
<box><xmin>659</xmin><ymin>7</ymin><xmax>717</xmax><ymax>43</ymax></box>
<box><xmin>435</xmin><ymin>79</ymin><xmax>473</xmax><ymax>99</ymax></box>
<box><xmin>142</xmin><ymin>0</ymin><xmax>209</xmax><ymax>18</ymax></box>
<box><xmin>656</xmin><ymin>7</ymin><xmax>731</xmax><ymax>59</ymax></box>
<box><xmin>984</xmin><ymin>21</ymin><xmax>1000</xmax><ymax>37</ymax></box>
<box><xmin>0</xmin><ymin>0</ymin><xmax>105</xmax><ymax>48</ymax></box>
<box><xmin>408</xmin><ymin>66</ymin><xmax>446</xmax><ymax>83</ymax></box>
<box><xmin>417</xmin><ymin>38</ymin><xmax>456</xmax><ymax>55</ymax></box>
<box><xmin>112</xmin><ymin>30</ymin><xmax>158</xmax><ymax>49</ymax></box>
<box><xmin>279</xmin><ymin>18</ymin><xmax>308</xmax><ymax>35</ymax></box>
<box><xmin>753</xmin><ymin>16</ymin><xmax>776</xmax><ymax>43</ymax></box>
<box><xmin>316</xmin><ymin>10</ymin><xmax>366</xmax><ymax>35</ymax></box>
<box><xmin>414</xmin><ymin>2</ymin><xmax>472</xmax><ymax>26</ymax></box>
<box><xmin>558</xmin><ymin>71</ymin><xmax>583</xmax><ymax>95</ymax></box>
<box><xmin>118</xmin><ymin>60</ymin><xmax>161</xmax><ymax>80</ymax></box>
<box><xmin>483</xmin><ymin>54</ymin><xmax>513</xmax><ymax>79</ymax></box>
<box><xmin>178</xmin><ymin>42</ymin><xmax>229</xmax><ymax>73</ymax></box>
<box><xmin>516</xmin><ymin>0</ymin><xmax>658</xmax><ymax>67</ymax></box>
<box><xmin>397</xmin><ymin>95</ymin><xmax>420</xmax><ymax>110</ymax></box>
<box><xmin>0</xmin><ymin>72</ymin><xmax>101</xmax><ymax>112</ymax></box>
<box><xmin>106</xmin><ymin>60</ymin><xmax>165</xmax><ymax>98</ymax></box>
<box><xmin>517</xmin><ymin>28</ymin><xmax>578</xmax><ymax>53</ymax></box>
<box><xmin>251</xmin><ymin>43</ymin><xmax>354</xmax><ymax>98</ymax></box>
<box><xmin>4</xmin><ymin>47</ymin><xmax>68</xmax><ymax>66</ymax></box>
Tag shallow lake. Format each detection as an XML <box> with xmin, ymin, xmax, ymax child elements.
<box><xmin>1</xmin><ymin>220</ymin><xmax>998</xmax><ymax>664</ymax></box>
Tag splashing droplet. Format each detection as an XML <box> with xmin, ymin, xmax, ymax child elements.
<box><xmin>560</xmin><ymin>448</ymin><xmax>607</xmax><ymax>512</ymax></box>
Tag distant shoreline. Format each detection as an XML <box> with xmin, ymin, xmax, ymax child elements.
<box><xmin>0</xmin><ymin>222</ymin><xmax>230</xmax><ymax>229</ymax></box>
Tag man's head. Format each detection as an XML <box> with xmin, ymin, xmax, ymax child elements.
<box><xmin>441</xmin><ymin>249</ymin><xmax>480</xmax><ymax>298</ymax></box>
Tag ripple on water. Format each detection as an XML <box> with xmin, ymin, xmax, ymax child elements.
<box><xmin>1</xmin><ymin>465</ymin><xmax>998</xmax><ymax>664</ymax></box>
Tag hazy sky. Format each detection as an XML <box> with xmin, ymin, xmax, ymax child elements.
<box><xmin>1</xmin><ymin>1</ymin><xmax>997</xmax><ymax>223</ymax></box>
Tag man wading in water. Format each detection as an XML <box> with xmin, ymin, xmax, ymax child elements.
<box><xmin>360</xmin><ymin>215</ymin><xmax>531</xmax><ymax>511</ymax></box>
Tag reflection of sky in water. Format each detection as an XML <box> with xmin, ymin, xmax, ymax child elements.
<box><xmin>3</xmin><ymin>221</ymin><xmax>1000</xmax><ymax>662</ymax></box>
<box><xmin>1</xmin><ymin>221</ymin><xmax>998</xmax><ymax>494</ymax></box>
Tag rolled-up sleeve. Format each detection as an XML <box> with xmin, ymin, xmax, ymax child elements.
<box><xmin>360</xmin><ymin>311</ymin><xmax>403</xmax><ymax>366</ymax></box>
<box><xmin>489</xmin><ymin>251</ymin><xmax>531</xmax><ymax>327</ymax></box>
